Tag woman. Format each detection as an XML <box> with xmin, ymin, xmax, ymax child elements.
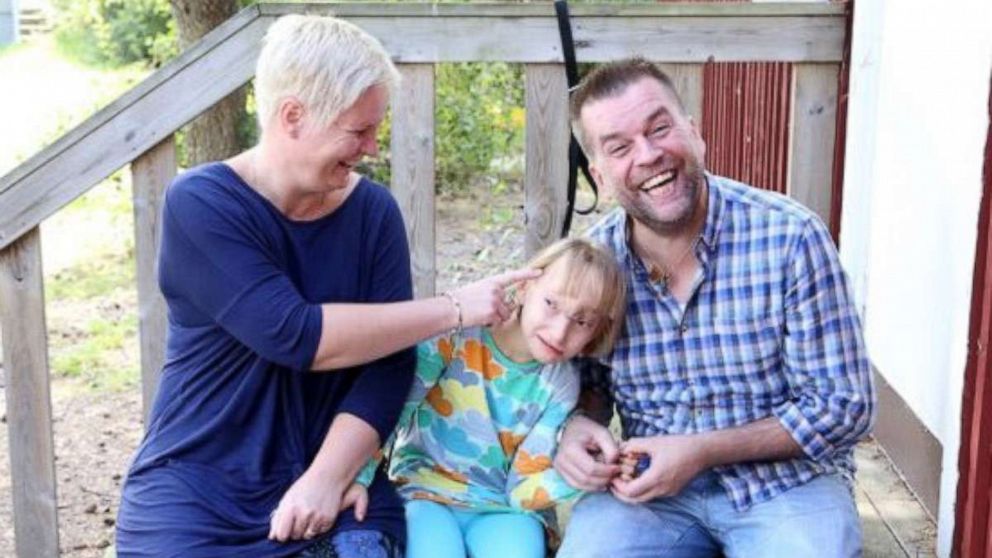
<box><xmin>115</xmin><ymin>15</ymin><xmax>534</xmax><ymax>557</ymax></box>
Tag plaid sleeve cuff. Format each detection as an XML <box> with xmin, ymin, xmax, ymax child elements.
<box><xmin>773</xmin><ymin>400</ymin><xmax>834</xmax><ymax>462</ymax></box>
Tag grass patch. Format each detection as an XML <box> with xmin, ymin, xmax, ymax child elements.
<box><xmin>51</xmin><ymin>314</ymin><xmax>138</xmax><ymax>384</ymax></box>
<box><xmin>47</xmin><ymin>244</ymin><xmax>140</xmax><ymax>392</ymax></box>
<box><xmin>47</xmin><ymin>250</ymin><xmax>135</xmax><ymax>301</ymax></box>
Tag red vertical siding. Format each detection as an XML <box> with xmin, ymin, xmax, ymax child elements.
<box><xmin>954</xmin><ymin>72</ymin><xmax>992</xmax><ymax>558</ymax></box>
<box><xmin>701</xmin><ymin>62</ymin><xmax>793</xmax><ymax>194</ymax></box>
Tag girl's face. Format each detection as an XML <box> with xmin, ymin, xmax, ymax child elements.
<box><xmin>517</xmin><ymin>258</ymin><xmax>605</xmax><ymax>363</ymax></box>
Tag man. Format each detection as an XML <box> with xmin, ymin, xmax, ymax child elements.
<box><xmin>553</xmin><ymin>58</ymin><xmax>875</xmax><ymax>558</ymax></box>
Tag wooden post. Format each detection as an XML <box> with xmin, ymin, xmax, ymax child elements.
<box><xmin>788</xmin><ymin>63</ymin><xmax>839</xmax><ymax>225</ymax></box>
<box><xmin>659</xmin><ymin>63</ymin><xmax>704</xmax><ymax>127</ymax></box>
<box><xmin>0</xmin><ymin>228</ymin><xmax>59</xmax><ymax>557</ymax></box>
<box><xmin>391</xmin><ymin>64</ymin><xmax>437</xmax><ymax>298</ymax></box>
<box><xmin>131</xmin><ymin>136</ymin><xmax>175</xmax><ymax>425</ymax></box>
<box><xmin>524</xmin><ymin>64</ymin><xmax>570</xmax><ymax>255</ymax></box>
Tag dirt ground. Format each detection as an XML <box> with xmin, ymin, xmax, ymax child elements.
<box><xmin>0</xmin><ymin>182</ymin><xmax>605</xmax><ymax>556</ymax></box>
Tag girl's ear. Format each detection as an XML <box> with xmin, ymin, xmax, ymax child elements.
<box><xmin>507</xmin><ymin>279</ymin><xmax>533</xmax><ymax>313</ymax></box>
<box><xmin>513</xmin><ymin>278</ymin><xmax>533</xmax><ymax>300</ymax></box>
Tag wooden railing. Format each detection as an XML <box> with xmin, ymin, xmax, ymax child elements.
<box><xmin>0</xmin><ymin>3</ymin><xmax>846</xmax><ymax>555</ymax></box>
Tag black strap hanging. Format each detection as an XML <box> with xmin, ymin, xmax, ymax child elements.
<box><xmin>554</xmin><ymin>0</ymin><xmax>598</xmax><ymax>238</ymax></box>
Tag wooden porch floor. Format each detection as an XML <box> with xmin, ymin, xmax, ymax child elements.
<box><xmin>857</xmin><ymin>438</ymin><xmax>937</xmax><ymax>557</ymax></box>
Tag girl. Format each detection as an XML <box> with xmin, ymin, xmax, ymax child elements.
<box><xmin>356</xmin><ymin>237</ymin><xmax>627</xmax><ymax>558</ymax></box>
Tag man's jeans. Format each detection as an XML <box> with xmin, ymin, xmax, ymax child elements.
<box><xmin>557</xmin><ymin>472</ymin><xmax>862</xmax><ymax>558</ymax></box>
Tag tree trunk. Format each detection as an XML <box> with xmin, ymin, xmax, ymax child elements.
<box><xmin>170</xmin><ymin>0</ymin><xmax>246</xmax><ymax>165</ymax></box>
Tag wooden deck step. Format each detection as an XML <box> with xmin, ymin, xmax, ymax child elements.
<box><xmin>856</xmin><ymin>439</ymin><xmax>938</xmax><ymax>557</ymax></box>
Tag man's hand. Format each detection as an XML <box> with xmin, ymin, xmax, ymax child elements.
<box><xmin>269</xmin><ymin>470</ymin><xmax>347</xmax><ymax>542</ymax></box>
<box><xmin>553</xmin><ymin>415</ymin><xmax>621</xmax><ymax>491</ymax></box>
<box><xmin>610</xmin><ymin>434</ymin><xmax>710</xmax><ymax>503</ymax></box>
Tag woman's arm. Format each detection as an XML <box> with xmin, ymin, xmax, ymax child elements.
<box><xmin>311</xmin><ymin>272</ymin><xmax>535</xmax><ymax>371</ymax></box>
<box><xmin>268</xmin><ymin>412</ymin><xmax>379</xmax><ymax>542</ymax></box>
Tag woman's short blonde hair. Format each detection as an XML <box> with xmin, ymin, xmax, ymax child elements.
<box><xmin>526</xmin><ymin>238</ymin><xmax>627</xmax><ymax>357</ymax></box>
<box><xmin>254</xmin><ymin>15</ymin><xmax>400</xmax><ymax>130</ymax></box>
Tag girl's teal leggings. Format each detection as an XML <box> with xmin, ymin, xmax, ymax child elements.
<box><xmin>405</xmin><ymin>499</ymin><xmax>545</xmax><ymax>558</ymax></box>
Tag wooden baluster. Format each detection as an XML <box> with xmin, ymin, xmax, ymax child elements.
<box><xmin>658</xmin><ymin>63</ymin><xmax>704</xmax><ymax>128</ymax></box>
<box><xmin>525</xmin><ymin>64</ymin><xmax>569</xmax><ymax>255</ymax></box>
<box><xmin>391</xmin><ymin>64</ymin><xmax>437</xmax><ymax>298</ymax></box>
<box><xmin>789</xmin><ymin>63</ymin><xmax>839</xmax><ymax>225</ymax></box>
<box><xmin>131</xmin><ymin>137</ymin><xmax>176</xmax><ymax>425</ymax></box>
<box><xmin>0</xmin><ymin>228</ymin><xmax>59</xmax><ymax>557</ymax></box>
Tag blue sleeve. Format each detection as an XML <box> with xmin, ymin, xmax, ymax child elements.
<box><xmin>336</xmin><ymin>193</ymin><xmax>417</xmax><ymax>442</ymax></box>
<box><xmin>356</xmin><ymin>338</ymin><xmax>450</xmax><ymax>486</ymax></box>
<box><xmin>158</xmin><ymin>174</ymin><xmax>321</xmax><ymax>371</ymax></box>
<box><xmin>774</xmin><ymin>217</ymin><xmax>876</xmax><ymax>461</ymax></box>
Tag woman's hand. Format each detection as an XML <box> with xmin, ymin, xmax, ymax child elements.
<box><xmin>269</xmin><ymin>470</ymin><xmax>349</xmax><ymax>542</ymax></box>
<box><xmin>448</xmin><ymin>268</ymin><xmax>541</xmax><ymax>328</ymax></box>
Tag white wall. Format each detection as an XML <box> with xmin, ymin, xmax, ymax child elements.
<box><xmin>841</xmin><ymin>0</ymin><xmax>992</xmax><ymax>555</ymax></box>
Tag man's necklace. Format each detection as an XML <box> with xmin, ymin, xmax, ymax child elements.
<box><xmin>646</xmin><ymin>238</ymin><xmax>699</xmax><ymax>288</ymax></box>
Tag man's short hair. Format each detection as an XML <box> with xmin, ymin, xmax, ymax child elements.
<box><xmin>254</xmin><ymin>15</ymin><xmax>400</xmax><ymax>130</ymax></box>
<box><xmin>569</xmin><ymin>57</ymin><xmax>684</xmax><ymax>157</ymax></box>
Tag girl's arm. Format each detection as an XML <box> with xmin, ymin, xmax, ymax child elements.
<box><xmin>505</xmin><ymin>366</ymin><xmax>582</xmax><ymax>510</ymax></box>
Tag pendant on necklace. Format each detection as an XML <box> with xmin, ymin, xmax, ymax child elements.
<box><xmin>648</xmin><ymin>265</ymin><xmax>671</xmax><ymax>289</ymax></box>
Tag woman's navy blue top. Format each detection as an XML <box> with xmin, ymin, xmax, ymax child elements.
<box><xmin>116</xmin><ymin>163</ymin><xmax>415</xmax><ymax>557</ymax></box>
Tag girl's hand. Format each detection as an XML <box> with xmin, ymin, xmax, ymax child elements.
<box><xmin>340</xmin><ymin>482</ymin><xmax>369</xmax><ymax>522</ymax></box>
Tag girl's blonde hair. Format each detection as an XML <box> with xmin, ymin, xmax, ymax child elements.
<box><xmin>525</xmin><ymin>238</ymin><xmax>627</xmax><ymax>357</ymax></box>
<box><xmin>254</xmin><ymin>15</ymin><xmax>400</xmax><ymax>130</ymax></box>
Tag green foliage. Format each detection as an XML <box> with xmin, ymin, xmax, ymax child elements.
<box><xmin>435</xmin><ymin>62</ymin><xmax>524</xmax><ymax>193</ymax></box>
<box><xmin>51</xmin><ymin>0</ymin><xmax>176</xmax><ymax>67</ymax></box>
<box><xmin>47</xmin><ymin>1</ymin><xmax>526</xmax><ymax>194</ymax></box>
<box><xmin>361</xmin><ymin>63</ymin><xmax>526</xmax><ymax>195</ymax></box>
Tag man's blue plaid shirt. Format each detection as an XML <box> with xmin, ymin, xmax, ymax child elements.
<box><xmin>584</xmin><ymin>174</ymin><xmax>876</xmax><ymax>511</ymax></box>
